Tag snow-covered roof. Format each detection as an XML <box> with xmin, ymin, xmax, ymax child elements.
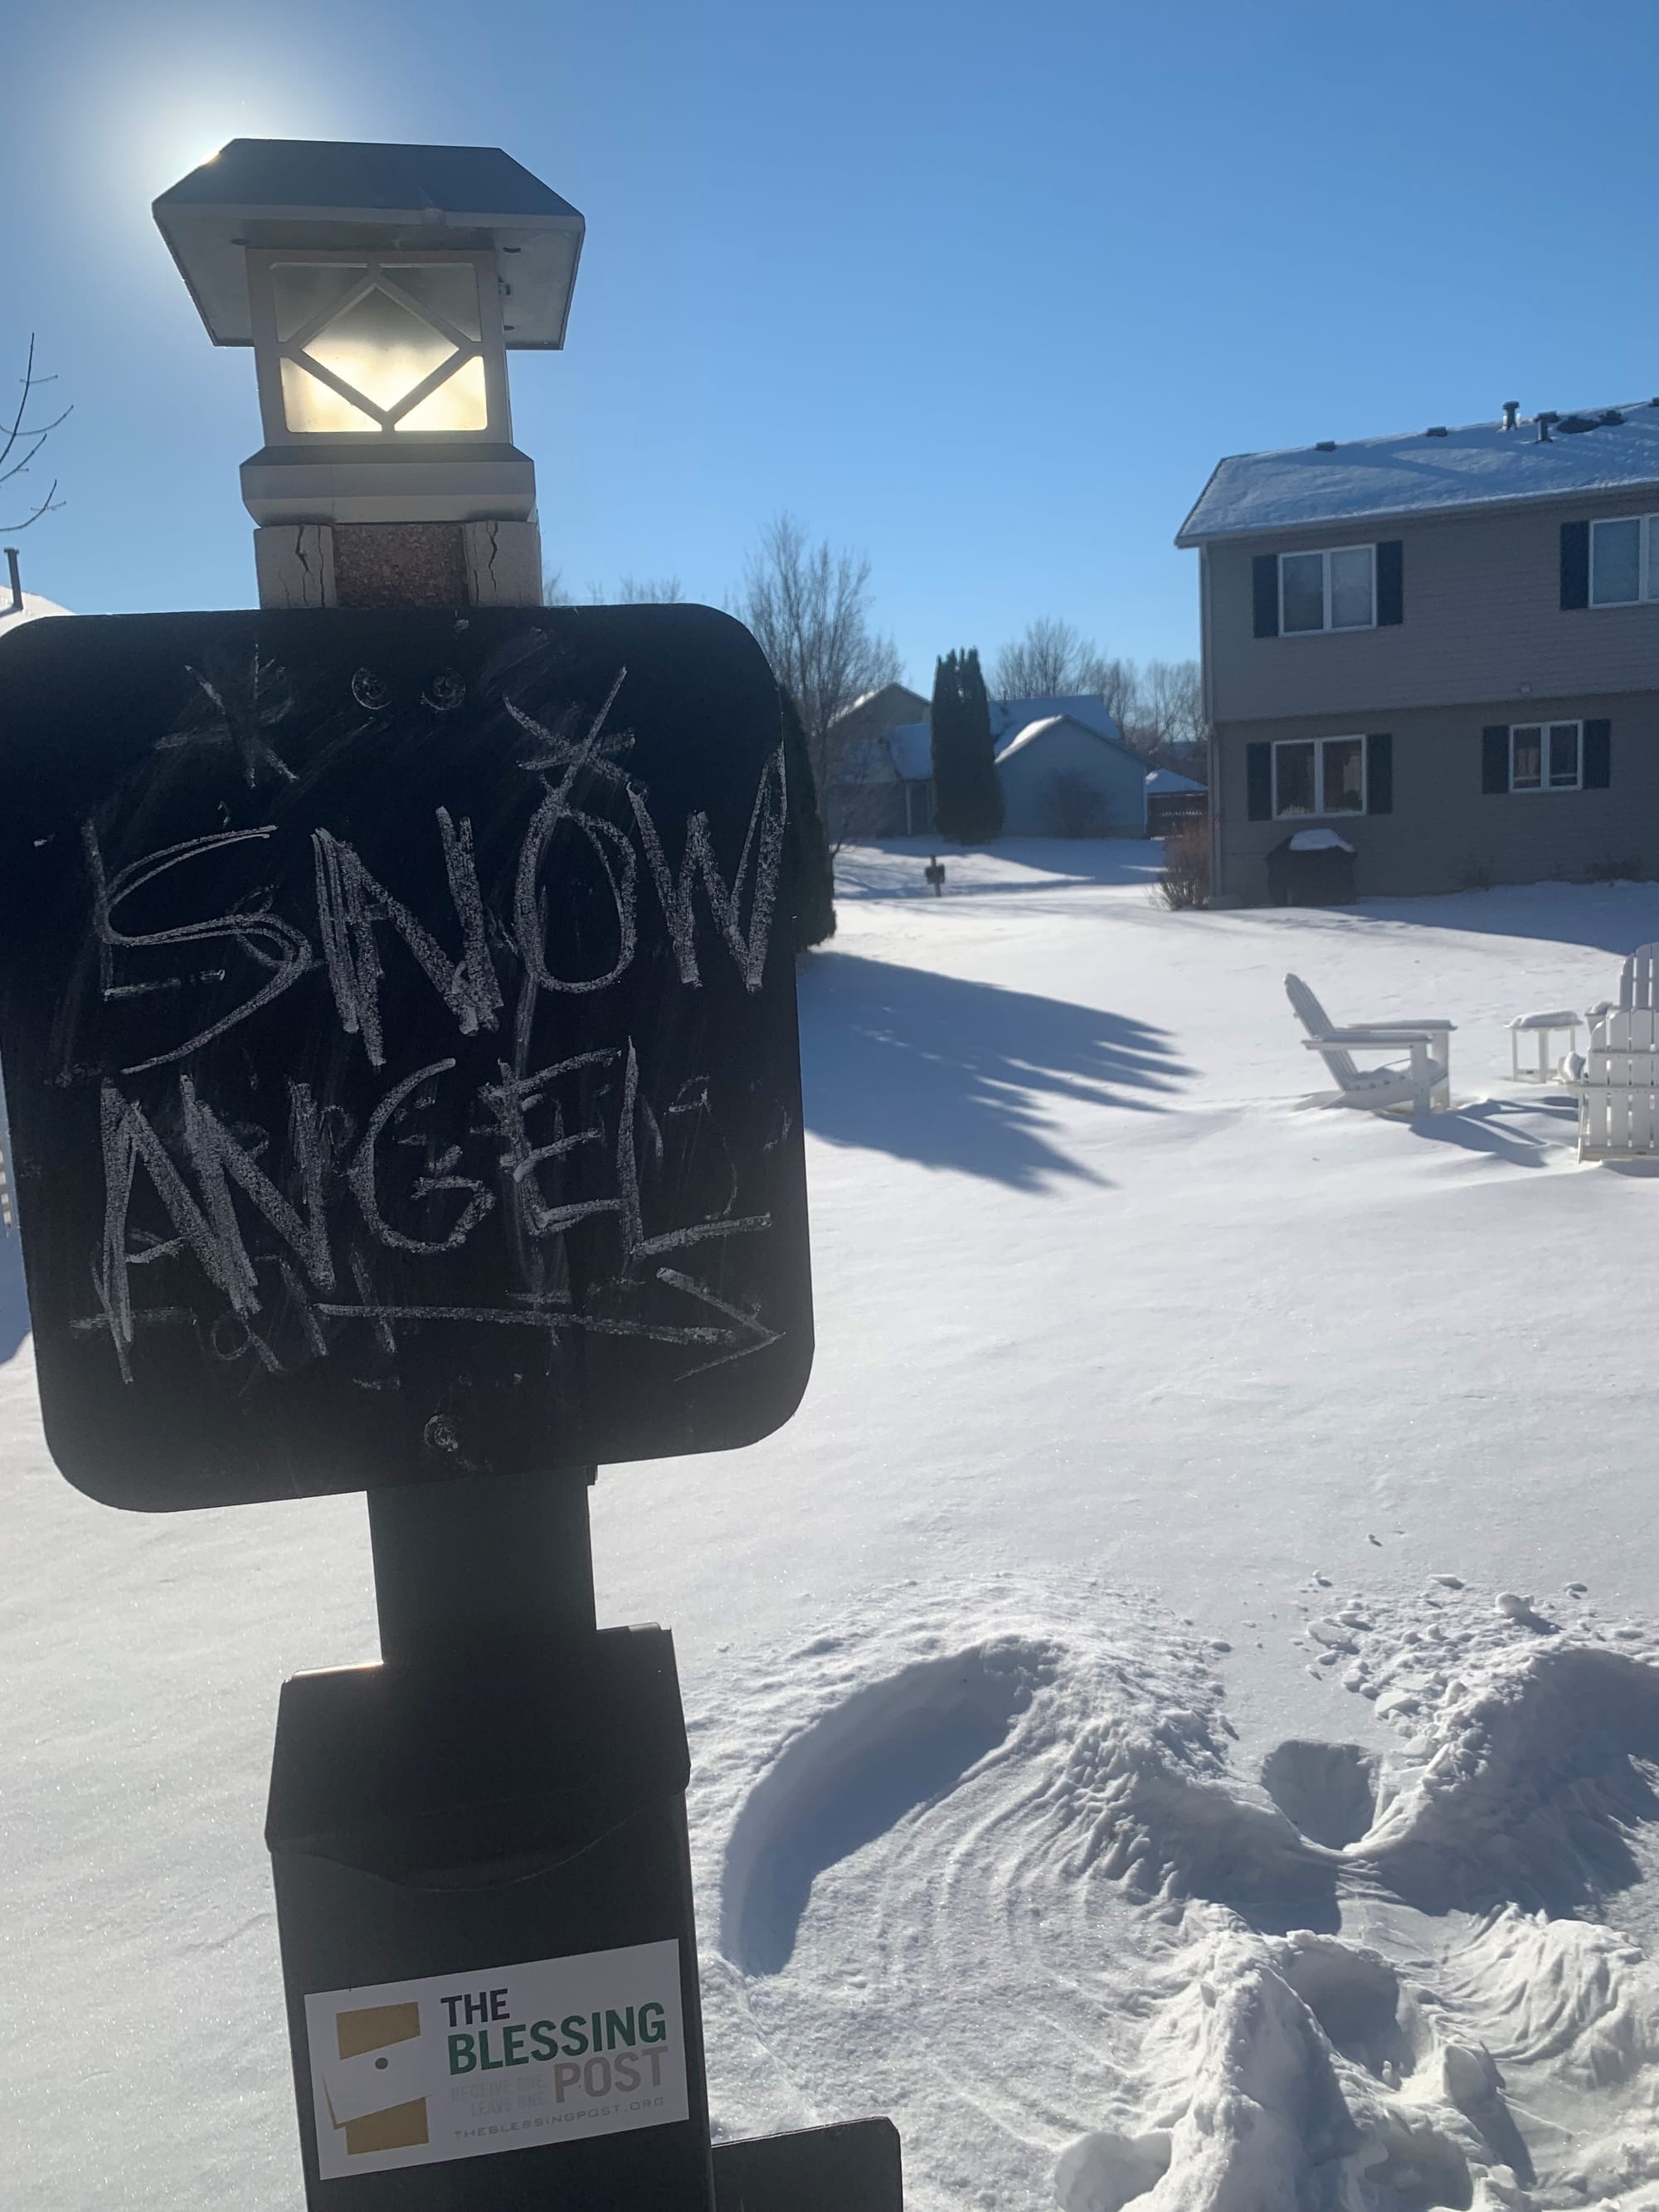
<box><xmin>883</xmin><ymin>722</ymin><xmax>933</xmax><ymax>781</ymax></box>
<box><xmin>1176</xmin><ymin>401</ymin><xmax>1659</xmax><ymax>545</ymax></box>
<box><xmin>839</xmin><ymin>693</ymin><xmax>1131</xmax><ymax>783</ymax></box>
<box><xmin>1145</xmin><ymin>766</ymin><xmax>1206</xmax><ymax>794</ymax></box>
<box><xmin>0</xmin><ymin>591</ymin><xmax>71</xmax><ymax>644</ymax></box>
<box><xmin>990</xmin><ymin>693</ymin><xmax>1121</xmax><ymax>742</ymax></box>
<box><xmin>995</xmin><ymin>713</ymin><xmax>1133</xmax><ymax>766</ymax></box>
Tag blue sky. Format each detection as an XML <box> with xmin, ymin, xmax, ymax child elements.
<box><xmin>2</xmin><ymin>0</ymin><xmax>1656</xmax><ymax>681</ymax></box>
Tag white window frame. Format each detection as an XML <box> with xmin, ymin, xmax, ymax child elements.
<box><xmin>1588</xmin><ymin>516</ymin><xmax>1659</xmax><ymax>607</ymax></box>
<box><xmin>1278</xmin><ymin>544</ymin><xmax>1377</xmax><ymax>634</ymax></box>
<box><xmin>1508</xmin><ymin>721</ymin><xmax>1583</xmax><ymax>794</ymax></box>
<box><xmin>1272</xmin><ymin>735</ymin><xmax>1369</xmax><ymax>819</ymax></box>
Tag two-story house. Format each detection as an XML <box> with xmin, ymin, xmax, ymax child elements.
<box><xmin>1177</xmin><ymin>401</ymin><xmax>1659</xmax><ymax>903</ymax></box>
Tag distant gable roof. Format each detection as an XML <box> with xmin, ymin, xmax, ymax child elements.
<box><xmin>990</xmin><ymin>693</ymin><xmax>1123</xmax><ymax>742</ymax></box>
<box><xmin>830</xmin><ymin>681</ymin><xmax>928</xmax><ymax>728</ymax></box>
<box><xmin>1145</xmin><ymin>766</ymin><xmax>1205</xmax><ymax>794</ymax></box>
<box><xmin>994</xmin><ymin>712</ymin><xmax>1137</xmax><ymax>766</ymax></box>
<box><xmin>882</xmin><ymin>722</ymin><xmax>933</xmax><ymax>781</ymax></box>
<box><xmin>1177</xmin><ymin>401</ymin><xmax>1659</xmax><ymax>545</ymax></box>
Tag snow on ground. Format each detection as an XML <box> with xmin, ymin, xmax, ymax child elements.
<box><xmin>11</xmin><ymin>836</ymin><xmax>1659</xmax><ymax>2207</ymax></box>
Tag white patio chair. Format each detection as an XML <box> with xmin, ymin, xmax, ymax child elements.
<box><xmin>1582</xmin><ymin>941</ymin><xmax>1659</xmax><ymax>1033</ymax></box>
<box><xmin>1563</xmin><ymin>1005</ymin><xmax>1659</xmax><ymax>1161</ymax></box>
<box><xmin>1285</xmin><ymin>974</ymin><xmax>1452</xmax><ymax>1117</ymax></box>
<box><xmin>1619</xmin><ymin>944</ymin><xmax>1659</xmax><ymax>1011</ymax></box>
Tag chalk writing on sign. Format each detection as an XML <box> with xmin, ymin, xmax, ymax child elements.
<box><xmin>0</xmin><ymin>606</ymin><xmax>814</xmax><ymax>1504</ymax></box>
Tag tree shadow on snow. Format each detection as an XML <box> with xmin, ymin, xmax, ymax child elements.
<box><xmin>797</xmin><ymin>954</ymin><xmax>1189</xmax><ymax>1187</ymax></box>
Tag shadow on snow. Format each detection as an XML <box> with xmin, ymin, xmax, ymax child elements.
<box><xmin>798</xmin><ymin>952</ymin><xmax>1189</xmax><ymax>1188</ymax></box>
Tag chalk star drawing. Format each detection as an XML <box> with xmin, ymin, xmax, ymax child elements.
<box><xmin>158</xmin><ymin>649</ymin><xmax>299</xmax><ymax>788</ymax></box>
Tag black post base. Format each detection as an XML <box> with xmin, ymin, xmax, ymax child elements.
<box><xmin>266</xmin><ymin>1473</ymin><xmax>902</xmax><ymax>2205</ymax></box>
<box><xmin>713</xmin><ymin>2117</ymin><xmax>903</xmax><ymax>2210</ymax></box>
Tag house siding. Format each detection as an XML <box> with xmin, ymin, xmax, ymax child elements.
<box><xmin>997</xmin><ymin>724</ymin><xmax>1148</xmax><ymax>835</ymax></box>
<box><xmin>1213</xmin><ymin>689</ymin><xmax>1659</xmax><ymax>903</ymax></box>
<box><xmin>1207</xmin><ymin>489</ymin><xmax>1659</xmax><ymax>726</ymax></box>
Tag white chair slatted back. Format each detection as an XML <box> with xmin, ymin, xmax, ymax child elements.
<box><xmin>1283</xmin><ymin>974</ymin><xmax>1360</xmax><ymax>1089</ymax></box>
<box><xmin>1618</xmin><ymin>944</ymin><xmax>1659</xmax><ymax>1011</ymax></box>
<box><xmin>1580</xmin><ymin>1004</ymin><xmax>1659</xmax><ymax>1155</ymax></box>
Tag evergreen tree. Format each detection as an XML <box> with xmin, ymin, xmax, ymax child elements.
<box><xmin>932</xmin><ymin>649</ymin><xmax>1002</xmax><ymax>843</ymax></box>
<box><xmin>959</xmin><ymin>648</ymin><xmax>1003</xmax><ymax>841</ymax></box>
<box><xmin>778</xmin><ymin>687</ymin><xmax>836</xmax><ymax>950</ymax></box>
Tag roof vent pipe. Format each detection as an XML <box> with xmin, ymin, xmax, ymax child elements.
<box><xmin>3</xmin><ymin>548</ymin><xmax>20</xmax><ymax>615</ymax></box>
<box><xmin>1536</xmin><ymin>411</ymin><xmax>1559</xmax><ymax>443</ymax></box>
<box><xmin>1501</xmin><ymin>400</ymin><xmax>1520</xmax><ymax>431</ymax></box>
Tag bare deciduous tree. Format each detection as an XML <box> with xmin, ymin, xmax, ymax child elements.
<box><xmin>2</xmin><ymin>335</ymin><xmax>70</xmax><ymax>533</ymax></box>
<box><xmin>740</xmin><ymin>513</ymin><xmax>902</xmax><ymax>817</ymax></box>
<box><xmin>991</xmin><ymin>617</ymin><xmax>1138</xmax><ymax>727</ymax></box>
<box><xmin>1126</xmin><ymin>658</ymin><xmax>1206</xmax><ymax>771</ymax></box>
<box><xmin>615</xmin><ymin>574</ymin><xmax>684</xmax><ymax>603</ymax></box>
<box><xmin>542</xmin><ymin>572</ymin><xmax>685</xmax><ymax>605</ymax></box>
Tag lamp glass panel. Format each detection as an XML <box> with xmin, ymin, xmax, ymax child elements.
<box><xmin>303</xmin><ymin>286</ymin><xmax>457</xmax><ymax>413</ymax></box>
<box><xmin>279</xmin><ymin>359</ymin><xmax>378</xmax><ymax>434</ymax></box>
<box><xmin>396</xmin><ymin>357</ymin><xmax>489</xmax><ymax>433</ymax></box>
<box><xmin>387</xmin><ymin>263</ymin><xmax>483</xmax><ymax>342</ymax></box>
<box><xmin>271</xmin><ymin>264</ymin><xmax>366</xmax><ymax>343</ymax></box>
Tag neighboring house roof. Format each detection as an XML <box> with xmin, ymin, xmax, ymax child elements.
<box><xmin>882</xmin><ymin>722</ymin><xmax>933</xmax><ymax>781</ymax></box>
<box><xmin>1176</xmin><ymin>401</ymin><xmax>1659</xmax><ymax>546</ymax></box>
<box><xmin>0</xmin><ymin>591</ymin><xmax>71</xmax><ymax>643</ymax></box>
<box><xmin>994</xmin><ymin>712</ymin><xmax>1140</xmax><ymax>766</ymax></box>
<box><xmin>836</xmin><ymin>692</ymin><xmax>1132</xmax><ymax>784</ymax></box>
<box><xmin>830</xmin><ymin>682</ymin><xmax>929</xmax><ymax>730</ymax></box>
<box><xmin>1145</xmin><ymin>766</ymin><xmax>1205</xmax><ymax>794</ymax></box>
<box><xmin>989</xmin><ymin>693</ymin><xmax>1121</xmax><ymax>741</ymax></box>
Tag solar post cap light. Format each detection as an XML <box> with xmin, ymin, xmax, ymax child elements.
<box><xmin>153</xmin><ymin>139</ymin><xmax>585</xmax><ymax>600</ymax></box>
<box><xmin>0</xmin><ymin>139</ymin><xmax>901</xmax><ymax>2210</ymax></box>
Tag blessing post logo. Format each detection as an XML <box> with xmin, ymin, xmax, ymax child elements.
<box><xmin>305</xmin><ymin>1941</ymin><xmax>688</xmax><ymax>2179</ymax></box>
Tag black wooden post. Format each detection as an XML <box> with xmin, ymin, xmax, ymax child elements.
<box><xmin>367</xmin><ymin>1469</ymin><xmax>597</xmax><ymax>1663</ymax></box>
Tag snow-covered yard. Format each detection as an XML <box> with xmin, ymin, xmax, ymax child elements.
<box><xmin>11</xmin><ymin>837</ymin><xmax>1659</xmax><ymax>2208</ymax></box>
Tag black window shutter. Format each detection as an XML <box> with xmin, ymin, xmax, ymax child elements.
<box><xmin>1375</xmin><ymin>541</ymin><xmax>1404</xmax><ymax>625</ymax></box>
<box><xmin>1584</xmin><ymin>717</ymin><xmax>1611</xmax><ymax>788</ymax></box>
<box><xmin>1247</xmin><ymin>742</ymin><xmax>1272</xmax><ymax>819</ymax></box>
<box><xmin>1253</xmin><ymin>555</ymin><xmax>1279</xmax><ymax>638</ymax></box>
<box><xmin>1560</xmin><ymin>520</ymin><xmax>1590</xmax><ymax>610</ymax></box>
<box><xmin>1481</xmin><ymin>724</ymin><xmax>1511</xmax><ymax>795</ymax></box>
<box><xmin>1366</xmin><ymin>733</ymin><xmax>1393</xmax><ymax>814</ymax></box>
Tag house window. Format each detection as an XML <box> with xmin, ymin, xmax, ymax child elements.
<box><xmin>1279</xmin><ymin>546</ymin><xmax>1375</xmax><ymax>634</ymax></box>
<box><xmin>1508</xmin><ymin>722</ymin><xmax>1582</xmax><ymax>792</ymax></box>
<box><xmin>1589</xmin><ymin>516</ymin><xmax>1659</xmax><ymax>606</ymax></box>
<box><xmin>1272</xmin><ymin>736</ymin><xmax>1366</xmax><ymax>817</ymax></box>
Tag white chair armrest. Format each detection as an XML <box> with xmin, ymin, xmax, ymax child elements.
<box><xmin>1303</xmin><ymin>1028</ymin><xmax>1443</xmax><ymax>1048</ymax></box>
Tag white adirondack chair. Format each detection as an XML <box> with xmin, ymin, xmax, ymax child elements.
<box><xmin>1285</xmin><ymin>974</ymin><xmax>1452</xmax><ymax>1117</ymax></box>
<box><xmin>1564</xmin><ymin>1004</ymin><xmax>1659</xmax><ymax>1161</ymax></box>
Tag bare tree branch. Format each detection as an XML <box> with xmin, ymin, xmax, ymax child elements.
<box><xmin>740</xmin><ymin>513</ymin><xmax>902</xmax><ymax>838</ymax></box>
<box><xmin>615</xmin><ymin>574</ymin><xmax>684</xmax><ymax>603</ymax></box>
<box><xmin>991</xmin><ymin>618</ymin><xmax>1140</xmax><ymax>729</ymax></box>
<box><xmin>2</xmin><ymin>334</ymin><xmax>71</xmax><ymax>533</ymax></box>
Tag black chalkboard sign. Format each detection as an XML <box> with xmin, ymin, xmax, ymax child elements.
<box><xmin>0</xmin><ymin>607</ymin><xmax>812</xmax><ymax>1510</ymax></box>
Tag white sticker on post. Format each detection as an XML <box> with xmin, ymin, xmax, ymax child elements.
<box><xmin>304</xmin><ymin>1939</ymin><xmax>688</xmax><ymax>2178</ymax></box>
